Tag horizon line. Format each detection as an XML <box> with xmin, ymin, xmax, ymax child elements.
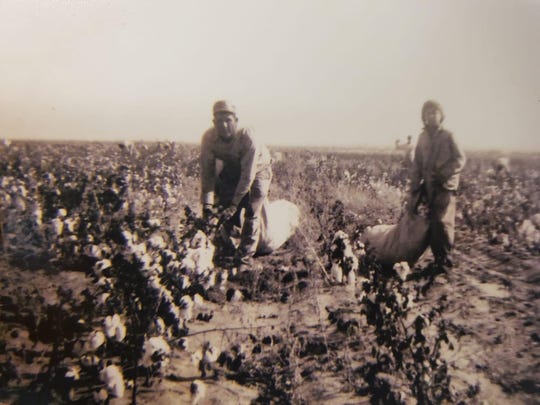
<box><xmin>2</xmin><ymin>137</ymin><xmax>539</xmax><ymax>156</ymax></box>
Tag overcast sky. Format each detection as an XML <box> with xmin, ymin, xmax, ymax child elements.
<box><xmin>0</xmin><ymin>0</ymin><xmax>539</xmax><ymax>151</ymax></box>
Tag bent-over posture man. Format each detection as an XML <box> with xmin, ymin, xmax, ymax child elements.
<box><xmin>200</xmin><ymin>100</ymin><xmax>272</xmax><ymax>270</ymax></box>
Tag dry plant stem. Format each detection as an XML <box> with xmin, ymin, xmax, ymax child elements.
<box><xmin>298</xmin><ymin>228</ymin><xmax>332</xmax><ymax>284</ymax></box>
<box><xmin>187</xmin><ymin>323</ymin><xmax>285</xmax><ymax>337</ymax></box>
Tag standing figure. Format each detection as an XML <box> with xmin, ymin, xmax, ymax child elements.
<box><xmin>200</xmin><ymin>100</ymin><xmax>272</xmax><ymax>270</ymax></box>
<box><xmin>409</xmin><ymin>100</ymin><xmax>466</xmax><ymax>270</ymax></box>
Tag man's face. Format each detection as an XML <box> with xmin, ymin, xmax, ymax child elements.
<box><xmin>423</xmin><ymin>107</ymin><xmax>443</xmax><ymax>129</ymax></box>
<box><xmin>213</xmin><ymin>112</ymin><xmax>238</xmax><ymax>141</ymax></box>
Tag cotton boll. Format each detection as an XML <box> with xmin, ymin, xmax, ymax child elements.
<box><xmin>189</xmin><ymin>230</ymin><xmax>208</xmax><ymax>249</ymax></box>
<box><xmin>147</xmin><ymin>233</ymin><xmax>166</xmax><ymax>249</ymax></box>
<box><xmin>519</xmin><ymin>219</ymin><xmax>540</xmax><ymax>247</ymax></box>
<box><xmin>147</xmin><ymin>218</ymin><xmax>161</xmax><ymax>227</ymax></box>
<box><xmin>218</xmin><ymin>269</ymin><xmax>228</xmax><ymax>289</ymax></box>
<box><xmin>93</xmin><ymin>387</ymin><xmax>108</xmax><ymax>402</ymax></box>
<box><xmin>330</xmin><ymin>231</ymin><xmax>359</xmax><ymax>276</ymax></box>
<box><xmin>104</xmin><ymin>316</ymin><xmax>116</xmax><ymax>338</ymax></box>
<box><xmin>141</xmin><ymin>336</ymin><xmax>171</xmax><ymax>369</ymax></box>
<box><xmin>178</xmin><ymin>337</ymin><xmax>189</xmax><ymax>351</ymax></box>
<box><xmin>202</xmin><ymin>342</ymin><xmax>219</xmax><ymax>363</ymax></box>
<box><xmin>104</xmin><ymin>314</ymin><xmax>126</xmax><ymax>342</ymax></box>
<box><xmin>182</xmin><ymin>248</ymin><xmax>215</xmax><ymax>275</ymax></box>
<box><xmin>64</xmin><ymin>217</ymin><xmax>79</xmax><ymax>234</ymax></box>
<box><xmin>92</xmin><ymin>258</ymin><xmax>112</xmax><ymax>277</ymax></box>
<box><xmin>136</xmin><ymin>252</ymin><xmax>153</xmax><ymax>270</ymax></box>
<box><xmin>121</xmin><ymin>229</ymin><xmax>135</xmax><ymax>244</ymax></box>
<box><xmin>83</xmin><ymin>243</ymin><xmax>103</xmax><ymax>259</ymax></box>
<box><xmin>125</xmin><ymin>242</ymin><xmax>146</xmax><ymax>259</ymax></box>
<box><xmin>531</xmin><ymin>213</ymin><xmax>540</xmax><ymax>229</ymax></box>
<box><xmin>65</xmin><ymin>235</ymin><xmax>78</xmax><ymax>242</ymax></box>
<box><xmin>99</xmin><ymin>364</ymin><xmax>125</xmax><ymax>398</ymax></box>
<box><xmin>80</xmin><ymin>353</ymin><xmax>100</xmax><ymax>367</ymax></box>
<box><xmin>395</xmin><ymin>290</ymin><xmax>409</xmax><ymax>309</ymax></box>
<box><xmin>228</xmin><ymin>289</ymin><xmax>244</xmax><ymax>302</ymax></box>
<box><xmin>153</xmin><ymin>317</ymin><xmax>166</xmax><ymax>336</ymax></box>
<box><xmin>86</xmin><ymin>330</ymin><xmax>106</xmax><ymax>351</ymax></box>
<box><xmin>115</xmin><ymin>323</ymin><xmax>126</xmax><ymax>342</ymax></box>
<box><xmin>347</xmin><ymin>269</ymin><xmax>356</xmax><ymax>286</ymax></box>
<box><xmin>97</xmin><ymin>293</ymin><xmax>110</xmax><ymax>306</ymax></box>
<box><xmin>65</xmin><ymin>365</ymin><xmax>81</xmax><ymax>380</ymax></box>
<box><xmin>179</xmin><ymin>295</ymin><xmax>194</xmax><ymax>321</ymax></box>
<box><xmin>148</xmin><ymin>275</ymin><xmax>162</xmax><ymax>291</ymax></box>
<box><xmin>181</xmin><ymin>231</ymin><xmax>215</xmax><ymax>275</ymax></box>
<box><xmin>178</xmin><ymin>275</ymin><xmax>191</xmax><ymax>289</ymax></box>
<box><xmin>193</xmin><ymin>294</ymin><xmax>204</xmax><ymax>307</ymax></box>
<box><xmin>330</xmin><ymin>262</ymin><xmax>343</xmax><ymax>284</ymax></box>
<box><xmin>190</xmin><ymin>379</ymin><xmax>206</xmax><ymax>405</ymax></box>
<box><xmin>190</xmin><ymin>348</ymin><xmax>203</xmax><ymax>365</ymax></box>
<box><xmin>32</xmin><ymin>204</ymin><xmax>43</xmax><ymax>227</ymax></box>
<box><xmin>393</xmin><ymin>262</ymin><xmax>410</xmax><ymax>281</ymax></box>
<box><xmin>202</xmin><ymin>271</ymin><xmax>216</xmax><ymax>290</ymax></box>
<box><xmin>50</xmin><ymin>218</ymin><xmax>64</xmax><ymax>236</ymax></box>
<box><xmin>355</xmin><ymin>241</ymin><xmax>366</xmax><ymax>257</ymax></box>
<box><xmin>501</xmin><ymin>233</ymin><xmax>511</xmax><ymax>248</ymax></box>
<box><xmin>98</xmin><ymin>243</ymin><xmax>113</xmax><ymax>258</ymax></box>
<box><xmin>167</xmin><ymin>260</ymin><xmax>182</xmax><ymax>272</ymax></box>
<box><xmin>96</xmin><ymin>277</ymin><xmax>114</xmax><ymax>290</ymax></box>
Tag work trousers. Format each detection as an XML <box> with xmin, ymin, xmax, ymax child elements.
<box><xmin>427</xmin><ymin>186</ymin><xmax>456</xmax><ymax>262</ymax></box>
<box><xmin>216</xmin><ymin>165</ymin><xmax>272</xmax><ymax>260</ymax></box>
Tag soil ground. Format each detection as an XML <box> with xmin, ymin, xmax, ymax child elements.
<box><xmin>0</xmin><ymin>230</ymin><xmax>539</xmax><ymax>404</ymax></box>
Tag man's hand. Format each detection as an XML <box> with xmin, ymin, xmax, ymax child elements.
<box><xmin>202</xmin><ymin>204</ymin><xmax>215</xmax><ymax>219</ymax></box>
<box><xmin>221</xmin><ymin>205</ymin><xmax>237</xmax><ymax>221</ymax></box>
<box><xmin>407</xmin><ymin>182</ymin><xmax>426</xmax><ymax>215</ymax></box>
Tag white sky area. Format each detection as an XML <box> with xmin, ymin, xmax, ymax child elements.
<box><xmin>0</xmin><ymin>0</ymin><xmax>539</xmax><ymax>151</ymax></box>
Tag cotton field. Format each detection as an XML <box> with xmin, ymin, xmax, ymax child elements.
<box><xmin>0</xmin><ymin>141</ymin><xmax>538</xmax><ymax>404</ymax></box>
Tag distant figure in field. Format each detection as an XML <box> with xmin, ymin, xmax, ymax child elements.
<box><xmin>200</xmin><ymin>100</ymin><xmax>273</xmax><ymax>270</ymax></box>
<box><xmin>408</xmin><ymin>100</ymin><xmax>466</xmax><ymax>271</ymax></box>
<box><xmin>395</xmin><ymin>135</ymin><xmax>414</xmax><ymax>164</ymax></box>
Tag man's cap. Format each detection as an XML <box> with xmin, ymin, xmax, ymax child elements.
<box><xmin>213</xmin><ymin>100</ymin><xmax>236</xmax><ymax>116</ymax></box>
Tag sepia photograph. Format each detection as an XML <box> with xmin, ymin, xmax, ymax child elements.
<box><xmin>0</xmin><ymin>0</ymin><xmax>539</xmax><ymax>403</ymax></box>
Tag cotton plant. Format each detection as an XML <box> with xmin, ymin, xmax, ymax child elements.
<box><xmin>329</xmin><ymin>230</ymin><xmax>359</xmax><ymax>285</ymax></box>
<box><xmin>140</xmin><ymin>336</ymin><xmax>171</xmax><ymax>371</ymax></box>
<box><xmin>180</xmin><ymin>230</ymin><xmax>216</xmax><ymax>275</ymax></box>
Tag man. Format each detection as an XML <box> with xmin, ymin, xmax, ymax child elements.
<box><xmin>200</xmin><ymin>100</ymin><xmax>272</xmax><ymax>270</ymax></box>
<box><xmin>409</xmin><ymin>100</ymin><xmax>466</xmax><ymax>271</ymax></box>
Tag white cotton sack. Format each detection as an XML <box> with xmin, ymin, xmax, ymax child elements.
<box><xmin>257</xmin><ymin>200</ymin><xmax>301</xmax><ymax>254</ymax></box>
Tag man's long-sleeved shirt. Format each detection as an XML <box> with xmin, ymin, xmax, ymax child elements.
<box><xmin>200</xmin><ymin>127</ymin><xmax>272</xmax><ymax>206</ymax></box>
<box><xmin>410</xmin><ymin>127</ymin><xmax>466</xmax><ymax>195</ymax></box>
